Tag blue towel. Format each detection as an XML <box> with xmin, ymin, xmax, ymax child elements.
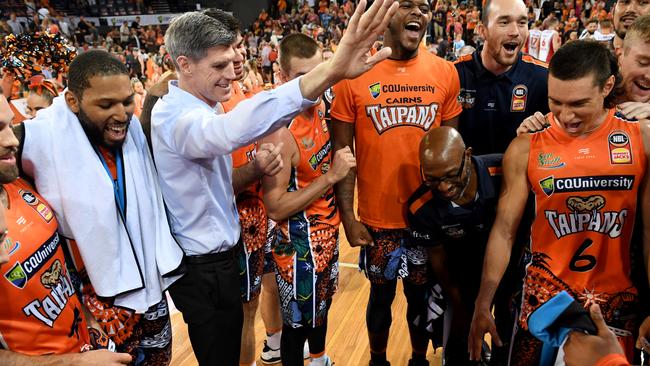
<box><xmin>528</xmin><ymin>291</ymin><xmax>597</xmax><ymax>366</ymax></box>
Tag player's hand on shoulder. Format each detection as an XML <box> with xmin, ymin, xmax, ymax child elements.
<box><xmin>255</xmin><ymin>142</ymin><xmax>284</xmax><ymax>177</ymax></box>
<box><xmin>618</xmin><ymin>102</ymin><xmax>650</xmax><ymax>120</ymax></box>
<box><xmin>76</xmin><ymin>349</ymin><xmax>132</xmax><ymax>366</ymax></box>
<box><xmin>516</xmin><ymin>111</ymin><xmax>548</xmax><ymax>136</ymax></box>
<box><xmin>147</xmin><ymin>71</ymin><xmax>177</xmax><ymax>97</ymax></box>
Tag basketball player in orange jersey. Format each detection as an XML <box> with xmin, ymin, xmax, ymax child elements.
<box><xmin>469</xmin><ymin>40</ymin><xmax>650</xmax><ymax>365</ymax></box>
<box><xmin>519</xmin><ymin>15</ymin><xmax>650</xmax><ymax>130</ymax></box>
<box><xmin>0</xmin><ymin>97</ymin><xmax>132</xmax><ymax>365</ymax></box>
<box><xmin>260</xmin><ymin>33</ymin><xmax>356</xmax><ymax>366</ymax></box>
<box><xmin>331</xmin><ymin>0</ymin><xmax>462</xmax><ymax>365</ymax></box>
<box><xmin>215</xmin><ymin>10</ymin><xmax>289</xmax><ymax>366</ymax></box>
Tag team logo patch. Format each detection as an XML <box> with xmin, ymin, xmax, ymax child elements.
<box><xmin>510</xmin><ymin>84</ymin><xmax>528</xmax><ymax>112</ymax></box>
<box><xmin>539</xmin><ymin>176</ymin><xmax>555</xmax><ymax>196</ymax></box>
<box><xmin>302</xmin><ymin>137</ymin><xmax>315</xmax><ymax>150</ymax></box>
<box><xmin>537</xmin><ymin>152</ymin><xmax>566</xmax><ymax>169</ymax></box>
<box><xmin>4</xmin><ymin>262</ymin><xmax>27</xmax><ymax>288</ymax></box>
<box><xmin>20</xmin><ymin>190</ymin><xmax>37</xmax><ymax>206</ymax></box>
<box><xmin>369</xmin><ymin>82</ymin><xmax>381</xmax><ymax>99</ymax></box>
<box><xmin>457</xmin><ymin>88</ymin><xmax>476</xmax><ymax>109</ymax></box>
<box><xmin>19</xmin><ymin>189</ymin><xmax>54</xmax><ymax>223</ymax></box>
<box><xmin>317</xmin><ymin>109</ymin><xmax>324</xmax><ymax>120</ymax></box>
<box><xmin>608</xmin><ymin>131</ymin><xmax>632</xmax><ymax>164</ymax></box>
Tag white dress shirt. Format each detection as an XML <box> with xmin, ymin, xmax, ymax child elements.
<box><xmin>151</xmin><ymin>78</ymin><xmax>316</xmax><ymax>255</ymax></box>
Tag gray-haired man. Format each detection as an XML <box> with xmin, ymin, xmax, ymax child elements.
<box><xmin>151</xmin><ymin>1</ymin><xmax>398</xmax><ymax>365</ymax></box>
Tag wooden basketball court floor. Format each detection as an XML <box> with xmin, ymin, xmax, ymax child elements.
<box><xmin>169</xmin><ymin>227</ymin><xmax>444</xmax><ymax>366</ymax></box>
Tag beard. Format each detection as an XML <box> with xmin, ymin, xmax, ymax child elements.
<box><xmin>77</xmin><ymin>107</ymin><xmax>130</xmax><ymax>149</ymax></box>
<box><xmin>0</xmin><ymin>162</ymin><xmax>19</xmax><ymax>184</ymax></box>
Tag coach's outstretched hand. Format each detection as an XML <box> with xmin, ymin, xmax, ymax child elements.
<box><xmin>328</xmin><ymin>0</ymin><xmax>397</xmax><ymax>80</ymax></box>
<box><xmin>298</xmin><ymin>0</ymin><xmax>397</xmax><ymax>101</ymax></box>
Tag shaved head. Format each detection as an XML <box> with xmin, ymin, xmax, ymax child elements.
<box><xmin>419</xmin><ymin>127</ymin><xmax>474</xmax><ymax>203</ymax></box>
<box><xmin>419</xmin><ymin>126</ymin><xmax>466</xmax><ymax>169</ymax></box>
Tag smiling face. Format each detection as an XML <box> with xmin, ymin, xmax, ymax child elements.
<box><xmin>548</xmin><ymin>73</ymin><xmax>613</xmax><ymax>136</ymax></box>
<box><xmin>232</xmin><ymin>33</ymin><xmax>246</xmax><ymax>80</ymax></box>
<box><xmin>614</xmin><ymin>0</ymin><xmax>650</xmax><ymax>39</ymax></box>
<box><xmin>66</xmin><ymin>74</ymin><xmax>135</xmax><ymax>149</ymax></box>
<box><xmin>178</xmin><ymin>45</ymin><xmax>237</xmax><ymax>106</ymax></box>
<box><xmin>620</xmin><ymin>37</ymin><xmax>650</xmax><ymax>102</ymax></box>
<box><xmin>386</xmin><ymin>0</ymin><xmax>432</xmax><ymax>57</ymax></box>
<box><xmin>480</xmin><ymin>0</ymin><xmax>529</xmax><ymax>73</ymax></box>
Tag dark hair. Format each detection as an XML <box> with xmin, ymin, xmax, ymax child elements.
<box><xmin>586</xmin><ymin>18</ymin><xmax>598</xmax><ymax>25</ymax></box>
<box><xmin>481</xmin><ymin>0</ymin><xmax>491</xmax><ymax>24</ymax></box>
<box><xmin>202</xmin><ymin>8</ymin><xmax>240</xmax><ymax>33</ymax></box>
<box><xmin>548</xmin><ymin>40</ymin><xmax>621</xmax><ymax>108</ymax></box>
<box><xmin>279</xmin><ymin>33</ymin><xmax>319</xmax><ymax>73</ymax></box>
<box><xmin>67</xmin><ymin>50</ymin><xmax>129</xmax><ymax>98</ymax></box>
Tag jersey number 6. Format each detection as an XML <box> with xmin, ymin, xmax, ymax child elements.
<box><xmin>569</xmin><ymin>238</ymin><xmax>597</xmax><ymax>272</ymax></box>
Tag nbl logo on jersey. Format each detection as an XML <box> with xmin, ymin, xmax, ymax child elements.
<box><xmin>608</xmin><ymin>131</ymin><xmax>632</xmax><ymax>164</ymax></box>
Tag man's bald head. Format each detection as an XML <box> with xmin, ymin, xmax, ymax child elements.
<box><xmin>420</xmin><ymin>127</ymin><xmax>472</xmax><ymax>202</ymax></box>
<box><xmin>419</xmin><ymin>126</ymin><xmax>466</xmax><ymax>168</ymax></box>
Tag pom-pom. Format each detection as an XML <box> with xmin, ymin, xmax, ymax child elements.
<box><xmin>1</xmin><ymin>32</ymin><xmax>76</xmax><ymax>82</ymax></box>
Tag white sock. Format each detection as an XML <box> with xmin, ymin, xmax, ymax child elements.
<box><xmin>266</xmin><ymin>331</ymin><xmax>282</xmax><ymax>350</ymax></box>
<box><xmin>310</xmin><ymin>354</ymin><xmax>330</xmax><ymax>366</ymax></box>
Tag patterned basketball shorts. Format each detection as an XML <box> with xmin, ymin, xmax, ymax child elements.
<box><xmin>238</xmin><ymin>219</ymin><xmax>277</xmax><ymax>303</ymax></box>
<box><xmin>83</xmin><ymin>286</ymin><xmax>172</xmax><ymax>366</ymax></box>
<box><xmin>359</xmin><ymin>225</ymin><xmax>430</xmax><ymax>285</ymax></box>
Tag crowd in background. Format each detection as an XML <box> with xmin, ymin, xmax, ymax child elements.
<box><xmin>0</xmin><ymin>0</ymin><xmax>622</xmax><ymax>118</ymax></box>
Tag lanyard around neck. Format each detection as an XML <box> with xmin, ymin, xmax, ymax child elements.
<box><xmin>94</xmin><ymin>146</ymin><xmax>126</xmax><ymax>217</ymax></box>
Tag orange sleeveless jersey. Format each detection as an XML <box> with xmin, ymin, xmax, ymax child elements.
<box><xmin>0</xmin><ymin>179</ymin><xmax>90</xmax><ymax>355</ymax></box>
<box><xmin>225</xmin><ymin>81</ymin><xmax>257</xmax><ymax>171</ymax></box>
<box><xmin>223</xmin><ymin>81</ymin><xmax>269</xmax><ymax>254</ymax></box>
<box><xmin>331</xmin><ymin>52</ymin><xmax>462</xmax><ymax>228</ymax></box>
<box><xmin>522</xmin><ymin>109</ymin><xmax>645</xmax><ymax>333</ymax></box>
<box><xmin>286</xmin><ymin>102</ymin><xmax>339</xmax><ymax>229</ymax></box>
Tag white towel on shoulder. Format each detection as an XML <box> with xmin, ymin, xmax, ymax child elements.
<box><xmin>21</xmin><ymin>94</ymin><xmax>184</xmax><ymax>312</ymax></box>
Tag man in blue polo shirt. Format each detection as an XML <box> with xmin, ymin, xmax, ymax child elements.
<box><xmin>455</xmin><ymin>0</ymin><xmax>549</xmax><ymax>155</ymax></box>
<box><xmin>408</xmin><ymin>127</ymin><xmax>530</xmax><ymax>365</ymax></box>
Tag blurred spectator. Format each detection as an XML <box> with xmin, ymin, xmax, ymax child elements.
<box><xmin>120</xmin><ymin>21</ymin><xmax>130</xmax><ymax>46</ymax></box>
<box><xmin>7</xmin><ymin>13</ymin><xmax>24</xmax><ymax>35</ymax></box>
<box><xmin>131</xmin><ymin>77</ymin><xmax>146</xmax><ymax>118</ymax></box>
